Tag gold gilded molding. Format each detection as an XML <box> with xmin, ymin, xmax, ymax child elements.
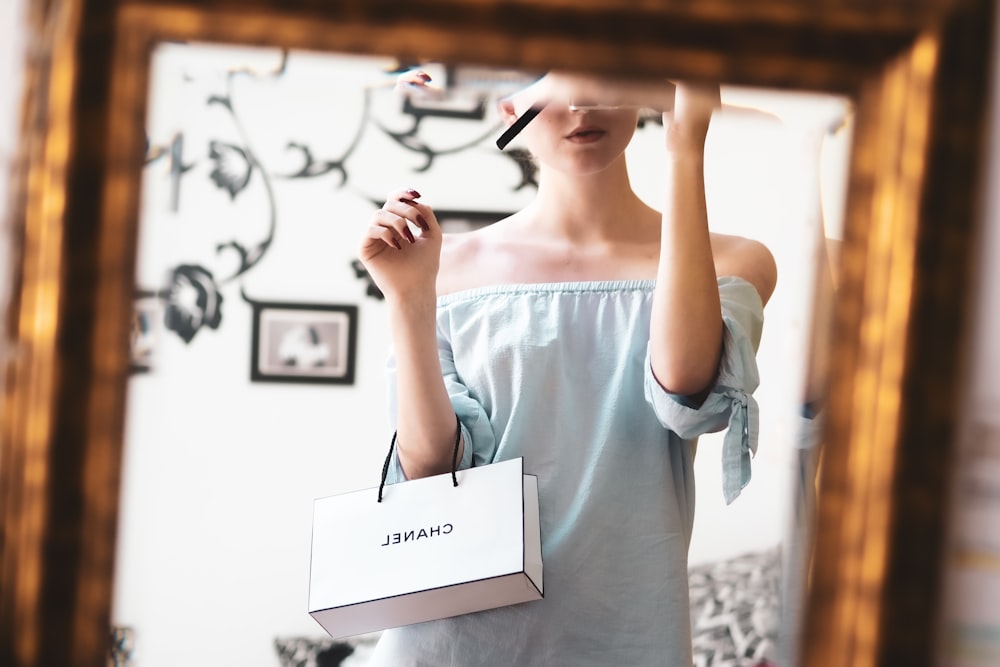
<box><xmin>803</xmin><ymin>31</ymin><xmax>940</xmax><ymax>667</ymax></box>
<box><xmin>0</xmin><ymin>0</ymin><xmax>82</xmax><ymax>663</ymax></box>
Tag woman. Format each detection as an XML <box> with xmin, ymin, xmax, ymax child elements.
<box><xmin>358</xmin><ymin>72</ymin><xmax>777</xmax><ymax>666</ymax></box>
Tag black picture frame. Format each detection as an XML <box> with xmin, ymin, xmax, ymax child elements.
<box><xmin>129</xmin><ymin>295</ymin><xmax>163</xmax><ymax>374</ymax></box>
<box><xmin>249</xmin><ymin>301</ymin><xmax>358</xmax><ymax>385</ymax></box>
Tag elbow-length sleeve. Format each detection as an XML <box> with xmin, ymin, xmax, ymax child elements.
<box><xmin>643</xmin><ymin>276</ymin><xmax>765</xmax><ymax>504</ymax></box>
<box><xmin>382</xmin><ymin>326</ymin><xmax>497</xmax><ymax>484</ymax></box>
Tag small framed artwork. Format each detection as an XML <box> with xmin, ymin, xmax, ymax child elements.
<box><xmin>249</xmin><ymin>301</ymin><xmax>358</xmax><ymax>385</ymax></box>
<box><xmin>130</xmin><ymin>295</ymin><xmax>163</xmax><ymax>374</ymax></box>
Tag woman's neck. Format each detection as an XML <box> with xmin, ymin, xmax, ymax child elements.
<box><xmin>524</xmin><ymin>158</ymin><xmax>658</xmax><ymax>244</ymax></box>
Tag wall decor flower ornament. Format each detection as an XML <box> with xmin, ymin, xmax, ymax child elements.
<box><xmin>208</xmin><ymin>139</ymin><xmax>254</xmax><ymax>200</ymax></box>
<box><xmin>376</xmin><ymin>96</ymin><xmax>500</xmax><ymax>173</ymax></box>
<box><xmin>277</xmin><ymin>86</ymin><xmax>372</xmax><ymax>187</ymax></box>
<box><xmin>133</xmin><ymin>47</ymin><xmax>543</xmax><ymax>368</ymax></box>
<box><xmin>136</xmin><ymin>51</ymin><xmax>285</xmax><ymax>349</ymax></box>
<box><xmin>162</xmin><ymin>264</ymin><xmax>224</xmax><ymax>343</ymax></box>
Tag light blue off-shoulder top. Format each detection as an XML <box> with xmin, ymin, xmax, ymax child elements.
<box><xmin>373</xmin><ymin>276</ymin><xmax>764</xmax><ymax>667</ymax></box>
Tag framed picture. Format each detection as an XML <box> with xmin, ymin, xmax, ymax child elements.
<box><xmin>129</xmin><ymin>296</ymin><xmax>163</xmax><ymax>374</ymax></box>
<box><xmin>249</xmin><ymin>301</ymin><xmax>358</xmax><ymax>385</ymax></box>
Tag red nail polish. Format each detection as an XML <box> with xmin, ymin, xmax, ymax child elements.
<box><xmin>406</xmin><ymin>189</ymin><xmax>421</xmax><ymax>198</ymax></box>
<box><xmin>417</xmin><ymin>214</ymin><xmax>429</xmax><ymax>230</ymax></box>
<box><xmin>400</xmin><ymin>198</ymin><xmax>416</xmax><ymax>205</ymax></box>
<box><xmin>392</xmin><ymin>239</ymin><xmax>402</xmax><ymax>250</ymax></box>
<box><xmin>404</xmin><ymin>228</ymin><xmax>416</xmax><ymax>244</ymax></box>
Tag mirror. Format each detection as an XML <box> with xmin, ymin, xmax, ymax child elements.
<box><xmin>112</xmin><ymin>41</ymin><xmax>851</xmax><ymax>666</ymax></box>
<box><xmin>2</xmin><ymin>2</ymin><xmax>991</xmax><ymax>667</ymax></box>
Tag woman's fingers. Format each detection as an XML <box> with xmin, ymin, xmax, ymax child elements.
<box><xmin>362</xmin><ymin>189</ymin><xmax>438</xmax><ymax>256</ymax></box>
<box><xmin>395</xmin><ymin>70</ymin><xmax>445</xmax><ymax>99</ymax></box>
<box><xmin>385</xmin><ymin>189</ymin><xmax>437</xmax><ymax>232</ymax></box>
<box><xmin>358</xmin><ymin>188</ymin><xmax>443</xmax><ymax>301</ymax></box>
<box><xmin>373</xmin><ymin>208</ymin><xmax>417</xmax><ymax>246</ymax></box>
<box><xmin>382</xmin><ymin>202</ymin><xmax>431</xmax><ymax>234</ymax></box>
<box><xmin>363</xmin><ymin>220</ymin><xmax>404</xmax><ymax>252</ymax></box>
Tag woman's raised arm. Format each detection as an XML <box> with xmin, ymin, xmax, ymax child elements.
<box><xmin>358</xmin><ymin>189</ymin><xmax>463</xmax><ymax>479</ymax></box>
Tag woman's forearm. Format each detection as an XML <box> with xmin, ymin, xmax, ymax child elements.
<box><xmin>387</xmin><ymin>293</ymin><xmax>463</xmax><ymax>479</ymax></box>
<box><xmin>649</xmin><ymin>148</ymin><xmax>723</xmax><ymax>397</ymax></box>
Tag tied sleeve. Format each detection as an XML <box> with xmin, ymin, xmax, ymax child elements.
<box><xmin>383</xmin><ymin>323</ymin><xmax>497</xmax><ymax>484</ymax></box>
<box><xmin>643</xmin><ymin>277</ymin><xmax>765</xmax><ymax>504</ymax></box>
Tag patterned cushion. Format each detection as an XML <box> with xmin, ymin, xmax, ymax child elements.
<box><xmin>689</xmin><ymin>547</ymin><xmax>782</xmax><ymax>667</ymax></box>
<box><xmin>273</xmin><ymin>634</ymin><xmax>378</xmax><ymax>667</ymax></box>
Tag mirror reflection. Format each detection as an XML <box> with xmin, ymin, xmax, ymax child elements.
<box><xmin>115</xmin><ymin>42</ymin><xmax>851</xmax><ymax>667</ymax></box>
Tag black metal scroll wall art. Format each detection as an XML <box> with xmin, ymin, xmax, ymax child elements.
<box><xmin>130</xmin><ymin>49</ymin><xmax>543</xmax><ymax>374</ymax></box>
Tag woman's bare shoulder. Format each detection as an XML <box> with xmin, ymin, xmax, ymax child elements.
<box><xmin>710</xmin><ymin>232</ymin><xmax>778</xmax><ymax>305</ymax></box>
<box><xmin>436</xmin><ymin>223</ymin><xmax>512</xmax><ymax>296</ymax></box>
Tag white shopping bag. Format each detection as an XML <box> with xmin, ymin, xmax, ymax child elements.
<box><xmin>309</xmin><ymin>456</ymin><xmax>543</xmax><ymax>640</ymax></box>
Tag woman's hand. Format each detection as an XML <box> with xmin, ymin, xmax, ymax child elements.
<box><xmin>666</xmin><ymin>82</ymin><xmax>721</xmax><ymax>152</ymax></box>
<box><xmin>394</xmin><ymin>69</ymin><xmax>446</xmax><ymax>100</ymax></box>
<box><xmin>358</xmin><ymin>189</ymin><xmax>442</xmax><ymax>301</ymax></box>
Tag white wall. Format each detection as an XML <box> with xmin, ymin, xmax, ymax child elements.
<box><xmin>110</xmin><ymin>44</ymin><xmax>849</xmax><ymax>666</ymax></box>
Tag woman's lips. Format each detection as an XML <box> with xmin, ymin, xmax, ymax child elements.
<box><xmin>566</xmin><ymin>126</ymin><xmax>605</xmax><ymax>143</ymax></box>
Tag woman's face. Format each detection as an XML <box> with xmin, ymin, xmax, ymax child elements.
<box><xmin>502</xmin><ymin>74</ymin><xmax>641</xmax><ymax>175</ymax></box>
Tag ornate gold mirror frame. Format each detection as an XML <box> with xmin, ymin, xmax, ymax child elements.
<box><xmin>1</xmin><ymin>1</ymin><xmax>993</xmax><ymax>666</ymax></box>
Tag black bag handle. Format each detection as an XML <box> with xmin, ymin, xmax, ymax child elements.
<box><xmin>378</xmin><ymin>414</ymin><xmax>461</xmax><ymax>503</ymax></box>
